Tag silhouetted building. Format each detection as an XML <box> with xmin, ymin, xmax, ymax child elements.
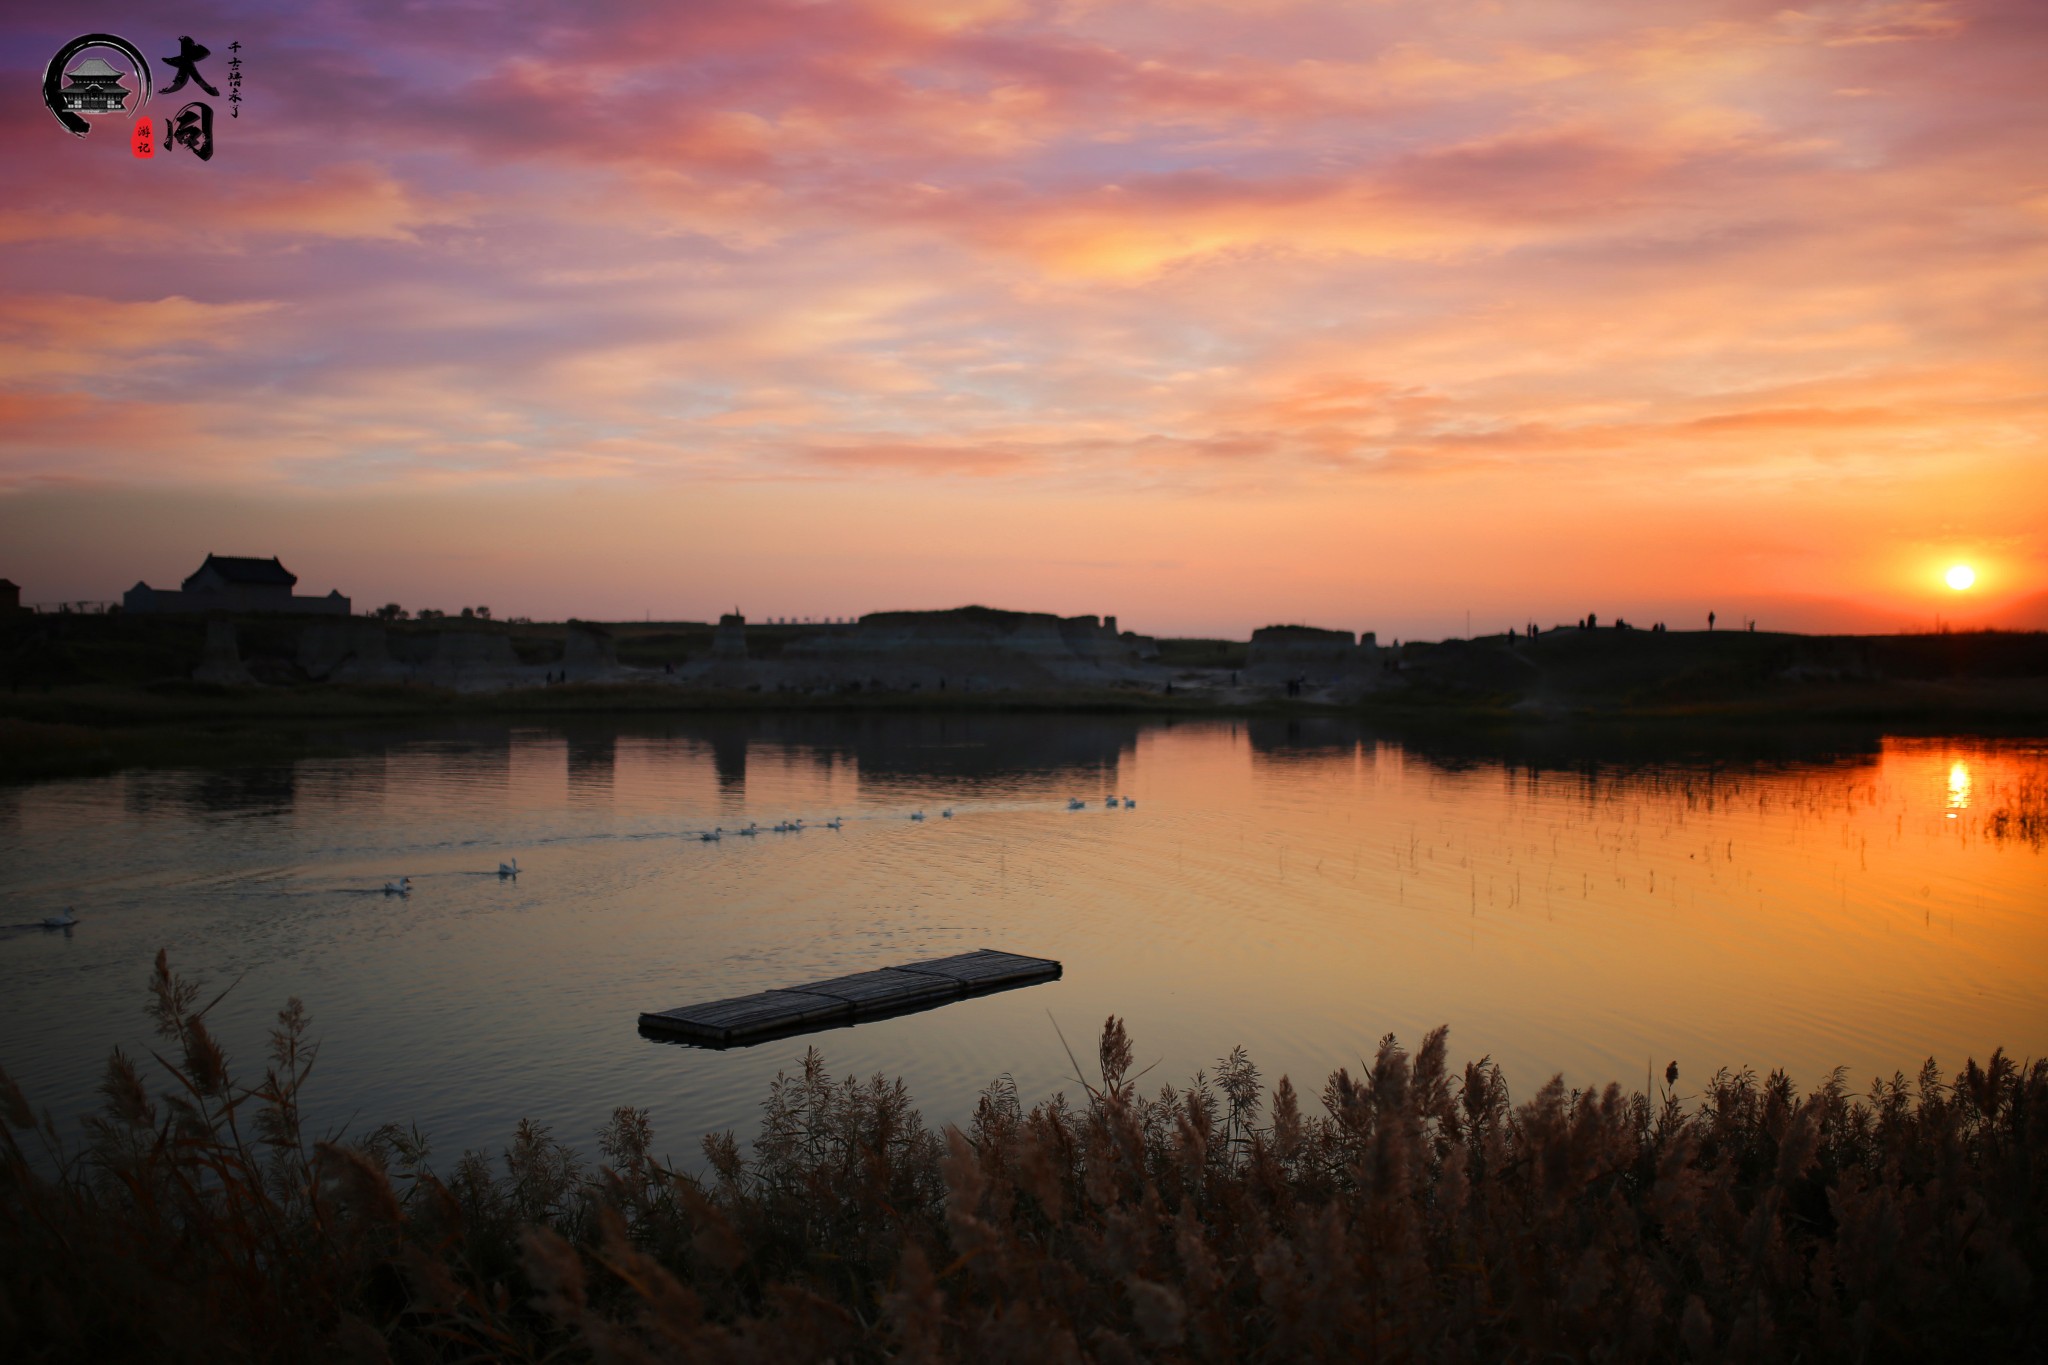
<box><xmin>0</xmin><ymin>578</ymin><xmax>19</xmax><ymax>614</ymax></box>
<box><xmin>124</xmin><ymin>554</ymin><xmax>352</xmax><ymax>615</ymax></box>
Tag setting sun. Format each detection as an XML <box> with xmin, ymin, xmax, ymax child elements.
<box><xmin>1946</xmin><ymin>565</ymin><xmax>1977</xmax><ymax>591</ymax></box>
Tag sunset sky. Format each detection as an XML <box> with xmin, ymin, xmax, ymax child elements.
<box><xmin>3</xmin><ymin>0</ymin><xmax>2043</xmax><ymax>638</ymax></box>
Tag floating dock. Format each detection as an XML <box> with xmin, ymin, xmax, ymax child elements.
<box><xmin>638</xmin><ymin>948</ymin><xmax>1062</xmax><ymax>1047</ymax></box>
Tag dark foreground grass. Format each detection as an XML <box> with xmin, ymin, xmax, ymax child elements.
<box><xmin>2</xmin><ymin>955</ymin><xmax>2041</xmax><ymax>1363</ymax></box>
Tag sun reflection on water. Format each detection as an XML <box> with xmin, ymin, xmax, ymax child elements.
<box><xmin>0</xmin><ymin>721</ymin><xmax>2041</xmax><ymax>1165</ymax></box>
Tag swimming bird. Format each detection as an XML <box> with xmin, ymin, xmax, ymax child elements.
<box><xmin>1067</xmin><ymin>798</ymin><xmax>1085</xmax><ymax>810</ymax></box>
<box><xmin>1106</xmin><ymin>794</ymin><xmax>1117</xmax><ymax>806</ymax></box>
<box><xmin>499</xmin><ymin>858</ymin><xmax>519</xmax><ymax>877</ymax></box>
<box><xmin>825</xmin><ymin>817</ymin><xmax>844</xmax><ymax>830</ymax></box>
<box><xmin>383</xmin><ymin>878</ymin><xmax>412</xmax><ymax>896</ymax></box>
<box><xmin>700</xmin><ymin>828</ymin><xmax>723</xmax><ymax>842</ymax></box>
<box><xmin>773</xmin><ymin>820</ymin><xmax>793</xmax><ymax>833</ymax></box>
<box><xmin>737</xmin><ymin>823</ymin><xmax>760</xmax><ymax>836</ymax></box>
<box><xmin>791</xmin><ymin>818</ymin><xmax>806</xmax><ymax>830</ymax></box>
<box><xmin>41</xmin><ymin>909</ymin><xmax>78</xmax><ymax>929</ymax></box>
<box><xmin>910</xmin><ymin>810</ymin><xmax>926</xmax><ymax>821</ymax></box>
<box><xmin>1123</xmin><ymin>797</ymin><xmax>1136</xmax><ymax>809</ymax></box>
<box><xmin>941</xmin><ymin>807</ymin><xmax>954</xmax><ymax>819</ymax></box>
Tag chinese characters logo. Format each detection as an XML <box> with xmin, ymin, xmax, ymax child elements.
<box><xmin>42</xmin><ymin>31</ymin><xmax>241</xmax><ymax>161</ymax></box>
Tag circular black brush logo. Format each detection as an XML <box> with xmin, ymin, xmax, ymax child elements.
<box><xmin>44</xmin><ymin>34</ymin><xmax>153</xmax><ymax>137</ymax></box>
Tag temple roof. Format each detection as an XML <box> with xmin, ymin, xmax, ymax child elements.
<box><xmin>190</xmin><ymin>555</ymin><xmax>298</xmax><ymax>587</ymax></box>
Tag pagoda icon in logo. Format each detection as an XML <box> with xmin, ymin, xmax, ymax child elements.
<box><xmin>43</xmin><ymin>34</ymin><xmax>153</xmax><ymax>138</ymax></box>
<box><xmin>57</xmin><ymin>56</ymin><xmax>132</xmax><ymax>114</ymax></box>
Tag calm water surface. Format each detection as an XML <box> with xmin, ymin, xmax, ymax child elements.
<box><xmin>2</xmin><ymin>716</ymin><xmax>2042</xmax><ymax>1163</ymax></box>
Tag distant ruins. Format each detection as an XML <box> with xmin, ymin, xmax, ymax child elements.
<box><xmin>124</xmin><ymin>555</ymin><xmax>352</xmax><ymax>616</ymax></box>
<box><xmin>1246</xmin><ymin>623</ymin><xmax>1381</xmax><ymax>684</ymax></box>
<box><xmin>713</xmin><ymin>612</ymin><xmax>749</xmax><ymax>661</ymax></box>
<box><xmin>773</xmin><ymin>606</ymin><xmax>1149</xmax><ymax>691</ymax></box>
<box><xmin>108</xmin><ymin>590</ymin><xmax>1398</xmax><ymax>700</ymax></box>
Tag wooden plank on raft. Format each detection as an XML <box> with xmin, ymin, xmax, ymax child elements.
<box><xmin>637</xmin><ymin>949</ymin><xmax>1062</xmax><ymax>1047</ymax></box>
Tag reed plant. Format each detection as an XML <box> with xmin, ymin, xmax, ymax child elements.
<box><xmin>3</xmin><ymin>954</ymin><xmax>2041</xmax><ymax>1362</ymax></box>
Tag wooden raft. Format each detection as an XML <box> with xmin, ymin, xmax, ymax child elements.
<box><xmin>638</xmin><ymin>949</ymin><xmax>1062</xmax><ymax>1047</ymax></box>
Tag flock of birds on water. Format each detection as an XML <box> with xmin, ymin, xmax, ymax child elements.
<box><xmin>376</xmin><ymin>795</ymin><xmax>1138</xmax><ymax>895</ymax></box>
<box><xmin>681</xmin><ymin>794</ymin><xmax>1135</xmax><ymax>846</ymax></box>
<box><xmin>31</xmin><ymin>798</ymin><xmax>1138</xmax><ymax>918</ymax></box>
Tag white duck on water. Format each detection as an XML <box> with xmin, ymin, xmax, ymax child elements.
<box><xmin>499</xmin><ymin>859</ymin><xmax>519</xmax><ymax>877</ymax></box>
<box><xmin>41</xmin><ymin>909</ymin><xmax>78</xmax><ymax>929</ymax></box>
<box><xmin>700</xmin><ymin>828</ymin><xmax>723</xmax><ymax>842</ymax></box>
<box><xmin>383</xmin><ymin>878</ymin><xmax>412</xmax><ymax>896</ymax></box>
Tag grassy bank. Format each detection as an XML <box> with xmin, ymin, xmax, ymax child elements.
<box><xmin>0</xmin><ymin>715</ymin><xmax>378</xmax><ymax>783</ymax></box>
<box><xmin>2</xmin><ymin>955</ymin><xmax>2041</xmax><ymax>1362</ymax></box>
<box><xmin>5</xmin><ymin>686</ymin><xmax>2045</xmax><ymax>787</ymax></box>
<box><xmin>0</xmin><ymin>680</ymin><xmax>1233</xmax><ymax>725</ymax></box>
<box><xmin>0</xmin><ymin>684</ymin><xmax>1241</xmax><ymax>782</ymax></box>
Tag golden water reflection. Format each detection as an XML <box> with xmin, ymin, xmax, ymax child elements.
<box><xmin>0</xmin><ymin>719</ymin><xmax>2041</xmax><ymax>1161</ymax></box>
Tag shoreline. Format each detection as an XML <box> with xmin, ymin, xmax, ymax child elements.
<box><xmin>4</xmin><ymin>668</ymin><xmax>2045</xmax><ymax>721</ymax></box>
<box><xmin>4</xmin><ymin>679</ymin><xmax>2044</xmax><ymax>783</ymax></box>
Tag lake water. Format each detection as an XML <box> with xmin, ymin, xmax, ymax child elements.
<box><xmin>2</xmin><ymin>715</ymin><xmax>2043</xmax><ymax>1166</ymax></box>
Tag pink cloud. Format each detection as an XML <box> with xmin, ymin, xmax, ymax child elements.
<box><xmin>1</xmin><ymin>0</ymin><xmax>2043</xmax><ymax>627</ymax></box>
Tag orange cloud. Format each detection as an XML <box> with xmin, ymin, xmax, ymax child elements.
<box><xmin>1</xmin><ymin>0</ymin><xmax>2043</xmax><ymax>629</ymax></box>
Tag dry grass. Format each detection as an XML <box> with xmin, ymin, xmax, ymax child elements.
<box><xmin>3</xmin><ymin>955</ymin><xmax>2041</xmax><ymax>1362</ymax></box>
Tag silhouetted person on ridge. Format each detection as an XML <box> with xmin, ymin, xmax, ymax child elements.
<box><xmin>1709</xmin><ymin>611</ymin><xmax>1716</xmax><ymax>631</ymax></box>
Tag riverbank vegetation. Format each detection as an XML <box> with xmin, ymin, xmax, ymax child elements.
<box><xmin>2</xmin><ymin>954</ymin><xmax>2040</xmax><ymax>1362</ymax></box>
